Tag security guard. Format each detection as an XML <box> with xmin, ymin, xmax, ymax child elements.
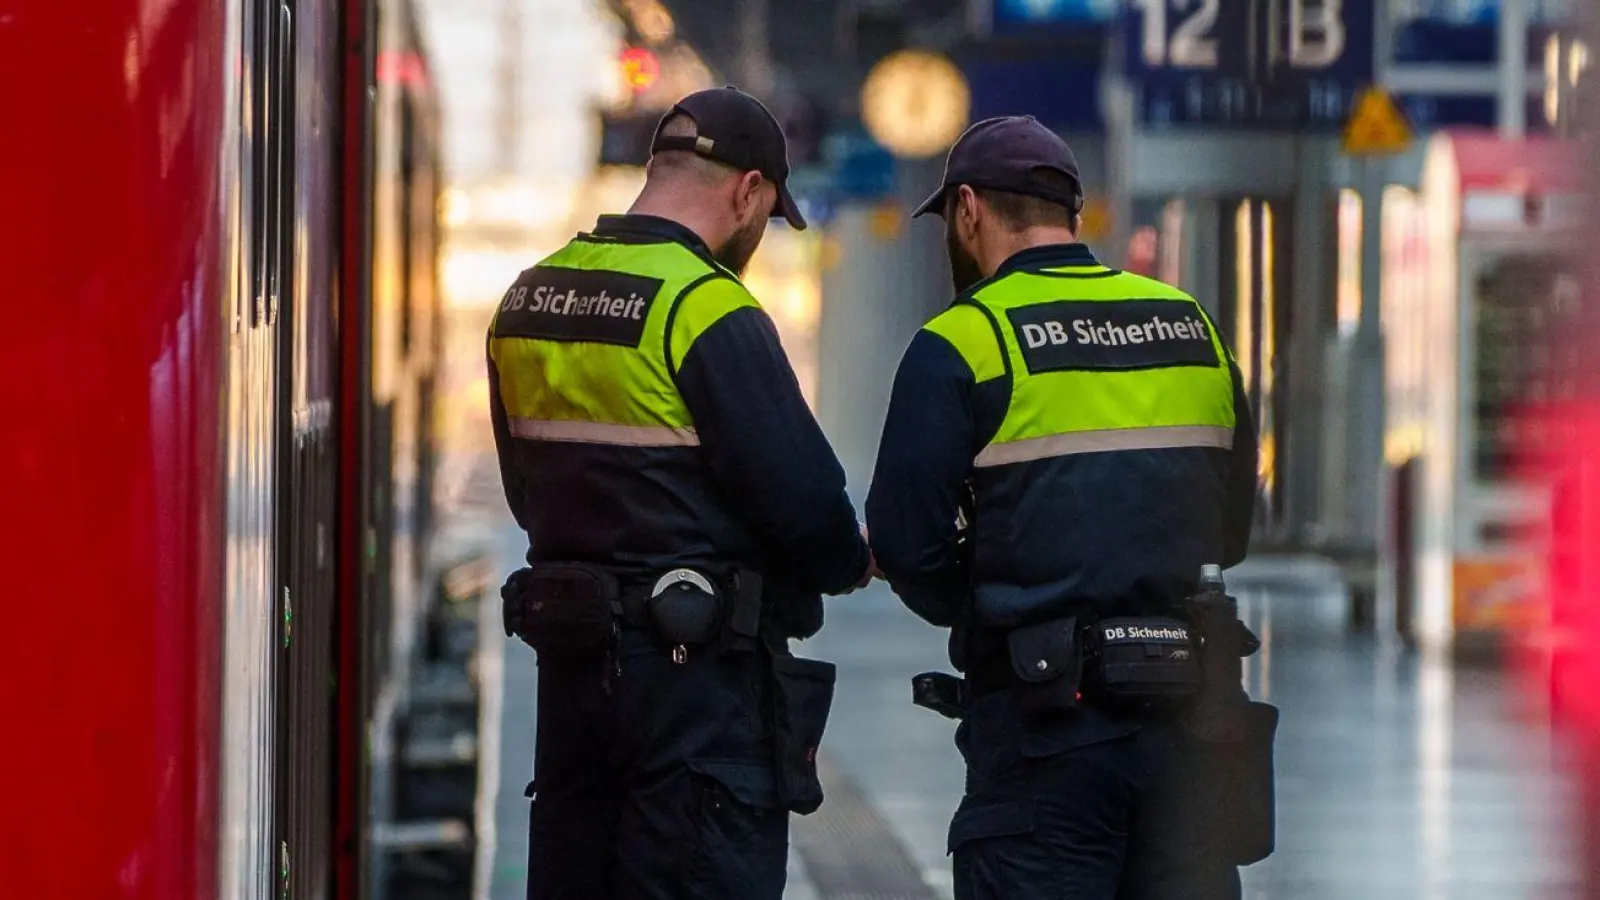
<box><xmin>866</xmin><ymin>117</ymin><xmax>1263</xmax><ymax>899</ymax></box>
<box><xmin>489</xmin><ymin>87</ymin><xmax>874</xmax><ymax>900</ymax></box>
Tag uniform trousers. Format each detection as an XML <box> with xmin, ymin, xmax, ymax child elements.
<box><xmin>526</xmin><ymin>630</ymin><xmax>787</xmax><ymax>900</ymax></box>
<box><xmin>949</xmin><ymin>689</ymin><xmax>1242</xmax><ymax>900</ymax></box>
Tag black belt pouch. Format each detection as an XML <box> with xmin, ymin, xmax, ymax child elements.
<box><xmin>1189</xmin><ymin>700</ymin><xmax>1279</xmax><ymax>865</ymax></box>
<box><xmin>1084</xmin><ymin>616</ymin><xmax>1202</xmax><ymax>710</ymax></box>
<box><xmin>769</xmin><ymin>654</ymin><xmax>836</xmax><ymax>814</ymax></box>
<box><xmin>1006</xmin><ymin>616</ymin><xmax>1082</xmax><ymax>716</ymax></box>
<box><xmin>511</xmin><ymin>563</ymin><xmax>619</xmax><ymax>658</ymax></box>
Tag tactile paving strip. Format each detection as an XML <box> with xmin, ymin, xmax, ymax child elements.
<box><xmin>790</xmin><ymin>751</ymin><xmax>943</xmax><ymax>900</ymax></box>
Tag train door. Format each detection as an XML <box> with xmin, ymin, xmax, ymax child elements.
<box><xmin>360</xmin><ymin>5</ymin><xmax>466</xmax><ymax>899</ymax></box>
<box><xmin>270</xmin><ymin>0</ymin><xmax>348</xmax><ymax>897</ymax></box>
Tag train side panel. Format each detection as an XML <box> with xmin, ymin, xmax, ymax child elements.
<box><xmin>0</xmin><ymin>1</ymin><xmax>458</xmax><ymax>897</ymax></box>
<box><xmin>220</xmin><ymin>1</ymin><xmax>284</xmax><ymax>896</ymax></box>
<box><xmin>0</xmin><ymin>1</ymin><xmax>233</xmax><ymax>896</ymax></box>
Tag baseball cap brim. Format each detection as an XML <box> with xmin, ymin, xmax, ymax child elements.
<box><xmin>911</xmin><ymin>185</ymin><xmax>949</xmax><ymax>219</ymax></box>
<box><xmin>777</xmin><ymin>181</ymin><xmax>807</xmax><ymax>230</ymax></box>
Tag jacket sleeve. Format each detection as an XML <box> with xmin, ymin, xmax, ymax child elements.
<box><xmin>486</xmin><ymin>333</ymin><xmax>530</xmax><ymax>533</ymax></box>
<box><xmin>1193</xmin><ymin>301</ymin><xmax>1258</xmax><ymax>568</ymax></box>
<box><xmin>673</xmin><ymin>290</ymin><xmax>871</xmax><ymax>595</ymax></box>
<box><xmin>1223</xmin><ymin>362</ymin><xmax>1258</xmax><ymax>568</ymax></box>
<box><xmin>865</xmin><ymin>331</ymin><xmax>978</xmax><ymax>627</ymax></box>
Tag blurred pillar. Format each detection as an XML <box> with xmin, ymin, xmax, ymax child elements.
<box><xmin>1101</xmin><ymin>73</ymin><xmax>1136</xmax><ymax>270</ymax></box>
<box><xmin>1181</xmin><ymin>197</ymin><xmax>1222</xmax><ymax>320</ymax></box>
<box><xmin>496</xmin><ymin>0</ymin><xmax>522</xmax><ymax>175</ymax></box>
<box><xmin>1342</xmin><ymin>159</ymin><xmax>1387</xmax><ymax>549</ymax></box>
<box><xmin>816</xmin><ymin>157</ymin><xmax>949</xmax><ymax>502</ymax></box>
<box><xmin>1498</xmin><ymin>0</ymin><xmax>1529</xmax><ymax>140</ymax></box>
<box><xmin>1283</xmin><ymin>141</ymin><xmax>1334</xmax><ymax>543</ymax></box>
<box><xmin>738</xmin><ymin>0</ymin><xmax>775</xmax><ymax>98</ymax></box>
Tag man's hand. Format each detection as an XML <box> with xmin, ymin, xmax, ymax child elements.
<box><xmin>856</xmin><ymin>525</ymin><xmax>885</xmax><ymax>588</ymax></box>
<box><xmin>835</xmin><ymin>525</ymin><xmax>883</xmax><ymax>593</ymax></box>
<box><xmin>852</xmin><ymin>552</ymin><xmax>885</xmax><ymax>590</ymax></box>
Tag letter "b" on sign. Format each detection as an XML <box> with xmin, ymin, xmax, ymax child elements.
<box><xmin>1022</xmin><ymin>321</ymin><xmax>1074</xmax><ymax>348</ymax></box>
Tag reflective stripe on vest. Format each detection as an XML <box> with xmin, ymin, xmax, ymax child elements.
<box><xmin>972</xmin><ymin>424</ymin><xmax>1232</xmax><ymax>467</ymax></box>
<box><xmin>506</xmin><ymin>417</ymin><xmax>701</xmax><ymax>447</ymax></box>
<box><xmin>927</xmin><ymin>261</ymin><xmax>1236</xmax><ymax>468</ymax></box>
<box><xmin>488</xmin><ymin>236</ymin><xmax>754</xmax><ymax>446</ymax></box>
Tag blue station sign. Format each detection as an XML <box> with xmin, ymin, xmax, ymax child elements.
<box><xmin>1121</xmin><ymin>0</ymin><xmax>1377</xmax><ymax>129</ymax></box>
<box><xmin>994</xmin><ymin>0</ymin><xmax>1119</xmax><ymax>30</ymax></box>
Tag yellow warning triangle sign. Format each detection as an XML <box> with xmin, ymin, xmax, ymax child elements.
<box><xmin>1342</xmin><ymin>86</ymin><xmax>1413</xmax><ymax>156</ymax></box>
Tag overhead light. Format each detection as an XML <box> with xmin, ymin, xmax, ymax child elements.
<box><xmin>860</xmin><ymin>50</ymin><xmax>970</xmax><ymax>160</ymax></box>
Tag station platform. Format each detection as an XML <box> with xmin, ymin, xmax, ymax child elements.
<box><xmin>477</xmin><ymin>536</ymin><xmax>1584</xmax><ymax>899</ymax></box>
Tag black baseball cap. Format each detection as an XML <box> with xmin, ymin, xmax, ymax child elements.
<box><xmin>911</xmin><ymin>116</ymin><xmax>1084</xmax><ymax>219</ymax></box>
<box><xmin>650</xmin><ymin>86</ymin><xmax>807</xmax><ymax>230</ymax></box>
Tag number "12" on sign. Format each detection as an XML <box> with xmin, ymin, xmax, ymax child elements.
<box><xmin>1130</xmin><ymin>0</ymin><xmax>1347</xmax><ymax>70</ymax></box>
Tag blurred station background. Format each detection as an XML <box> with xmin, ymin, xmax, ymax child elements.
<box><xmin>411</xmin><ymin>0</ymin><xmax>1600</xmax><ymax>897</ymax></box>
<box><xmin>9</xmin><ymin>0</ymin><xmax>1599</xmax><ymax>897</ymax></box>
<box><xmin>401</xmin><ymin>0</ymin><xmax>1600</xmax><ymax>897</ymax></box>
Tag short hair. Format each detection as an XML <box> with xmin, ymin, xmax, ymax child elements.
<box><xmin>966</xmin><ymin>169</ymin><xmax>1082</xmax><ymax>231</ymax></box>
<box><xmin>646</xmin><ymin>113</ymin><xmax>733</xmax><ymax>185</ymax></box>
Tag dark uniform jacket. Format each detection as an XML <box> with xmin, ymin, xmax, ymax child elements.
<box><xmin>866</xmin><ymin>243</ymin><xmax>1258</xmax><ymax>631</ymax></box>
<box><xmin>488</xmin><ymin>214</ymin><xmax>870</xmax><ymax>608</ymax></box>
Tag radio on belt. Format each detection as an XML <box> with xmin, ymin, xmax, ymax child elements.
<box><xmin>648</xmin><ymin>568</ymin><xmax>722</xmax><ymax>663</ymax></box>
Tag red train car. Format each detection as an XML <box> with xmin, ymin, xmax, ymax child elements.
<box><xmin>0</xmin><ymin>1</ymin><xmax>485</xmax><ymax>898</ymax></box>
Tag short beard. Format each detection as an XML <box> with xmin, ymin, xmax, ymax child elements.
<box><xmin>947</xmin><ymin>224</ymin><xmax>983</xmax><ymax>294</ymax></box>
<box><xmin>714</xmin><ymin>216</ymin><xmax>765</xmax><ymax>277</ymax></box>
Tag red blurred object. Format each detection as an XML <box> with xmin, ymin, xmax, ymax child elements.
<box><xmin>1443</xmin><ymin>128</ymin><xmax>1588</xmax><ymax>194</ymax></box>
<box><xmin>1525</xmin><ymin>391</ymin><xmax>1600</xmax><ymax>898</ymax></box>
<box><xmin>0</xmin><ymin>1</ymin><xmax>449</xmax><ymax>897</ymax></box>
<box><xmin>621</xmin><ymin>46</ymin><xmax>661</xmax><ymax>91</ymax></box>
<box><xmin>0</xmin><ymin>1</ymin><xmax>228</xmax><ymax>894</ymax></box>
<box><xmin>1507</xmin><ymin>119</ymin><xmax>1600</xmax><ymax>896</ymax></box>
<box><xmin>378</xmin><ymin>49</ymin><xmax>428</xmax><ymax>87</ymax></box>
<box><xmin>1124</xmin><ymin>225</ymin><xmax>1159</xmax><ymax>277</ymax></box>
<box><xmin>1518</xmin><ymin>406</ymin><xmax>1600</xmax><ymax>719</ymax></box>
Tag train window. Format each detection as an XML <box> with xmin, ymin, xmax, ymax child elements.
<box><xmin>271</xmin><ymin>1</ymin><xmax>295</xmax><ymax>328</ymax></box>
<box><xmin>249</xmin><ymin>0</ymin><xmax>270</xmax><ymax>327</ymax></box>
<box><xmin>246</xmin><ymin>0</ymin><xmax>295</xmax><ymax>331</ymax></box>
<box><xmin>241</xmin><ymin>5</ymin><xmax>264</xmax><ymax>332</ymax></box>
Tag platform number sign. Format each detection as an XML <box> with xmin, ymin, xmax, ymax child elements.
<box><xmin>1130</xmin><ymin>0</ymin><xmax>1223</xmax><ymax>68</ymax></box>
<box><xmin>1131</xmin><ymin>0</ymin><xmax>1350</xmax><ymax>68</ymax></box>
<box><xmin>1123</xmin><ymin>0</ymin><xmax>1375</xmax><ymax>128</ymax></box>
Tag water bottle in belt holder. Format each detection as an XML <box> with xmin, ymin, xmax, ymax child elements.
<box><xmin>1082</xmin><ymin>616</ymin><xmax>1202</xmax><ymax>711</ymax></box>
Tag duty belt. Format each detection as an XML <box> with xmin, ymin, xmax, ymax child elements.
<box><xmin>502</xmin><ymin>562</ymin><xmax>765</xmax><ymax>661</ymax></box>
<box><xmin>615</xmin><ymin>568</ymin><xmax>764</xmax><ymax>636</ymax></box>
<box><xmin>615</xmin><ymin>586</ymin><xmax>654</xmax><ymax>629</ymax></box>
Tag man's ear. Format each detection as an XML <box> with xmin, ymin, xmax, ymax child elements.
<box><xmin>956</xmin><ymin>185</ymin><xmax>979</xmax><ymax>226</ymax></box>
<box><xmin>735</xmin><ymin>170</ymin><xmax>764</xmax><ymax>218</ymax></box>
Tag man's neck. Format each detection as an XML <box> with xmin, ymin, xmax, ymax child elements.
<box><xmin>628</xmin><ymin>192</ymin><xmax>719</xmax><ymax>249</ymax></box>
<box><xmin>981</xmin><ymin>227</ymin><xmax>1078</xmax><ymax>276</ymax></box>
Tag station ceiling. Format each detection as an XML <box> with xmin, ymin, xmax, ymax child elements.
<box><xmin>653</xmin><ymin>0</ymin><xmax>968</xmax><ymax>115</ymax></box>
